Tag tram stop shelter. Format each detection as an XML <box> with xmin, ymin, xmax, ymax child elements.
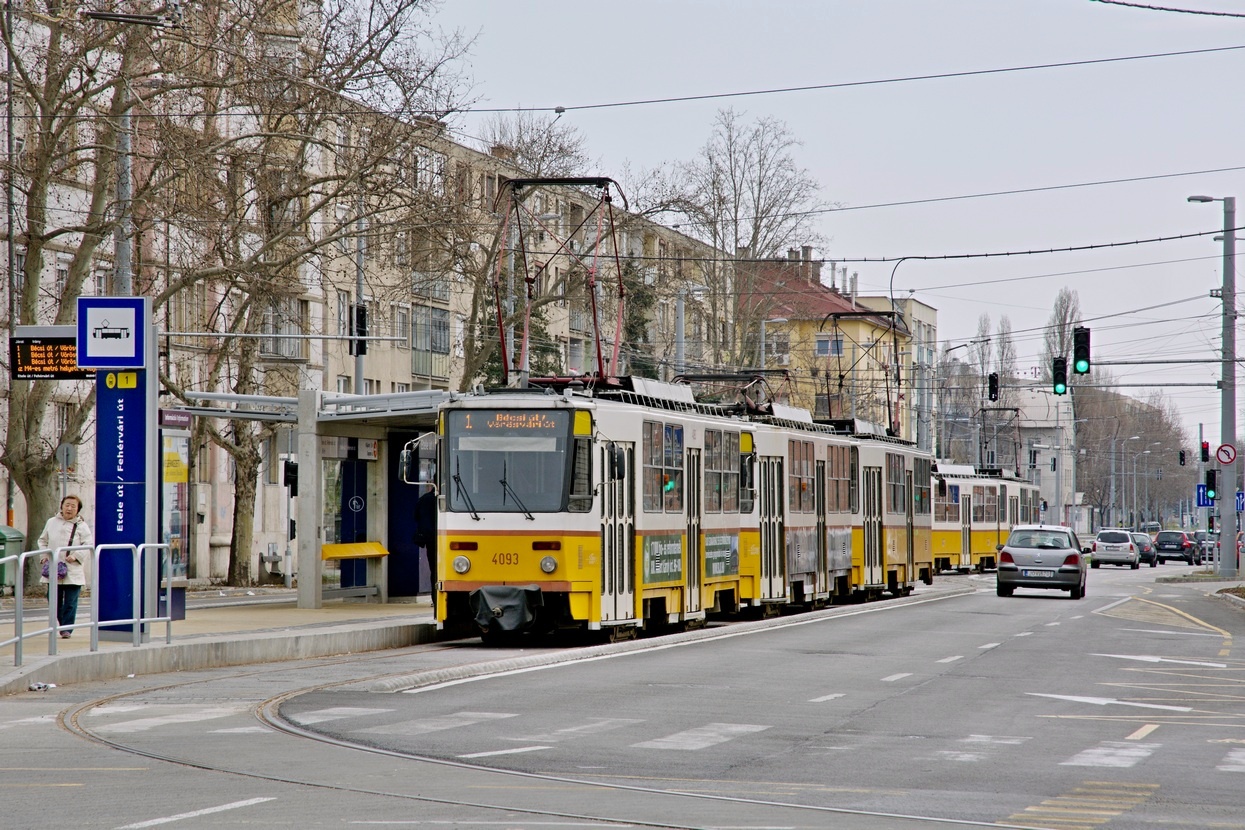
<box><xmin>179</xmin><ymin>389</ymin><xmax>449</xmax><ymax>608</ymax></box>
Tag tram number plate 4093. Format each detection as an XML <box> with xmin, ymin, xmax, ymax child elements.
<box><xmin>492</xmin><ymin>552</ymin><xmax>520</xmax><ymax>565</ymax></box>
<box><xmin>1021</xmin><ymin>569</ymin><xmax>1054</xmax><ymax>578</ymax></box>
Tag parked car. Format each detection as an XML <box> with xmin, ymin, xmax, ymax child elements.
<box><xmin>1130</xmin><ymin>532</ymin><xmax>1158</xmax><ymax>568</ymax></box>
<box><xmin>1193</xmin><ymin>530</ymin><xmax>1219</xmax><ymax>564</ymax></box>
<box><xmin>1153</xmin><ymin>530</ymin><xmax>1195</xmax><ymax>564</ymax></box>
<box><xmin>1091</xmin><ymin>529</ymin><xmax>1140</xmax><ymax>569</ymax></box>
<box><xmin>996</xmin><ymin>525</ymin><xmax>1089</xmax><ymax>599</ymax></box>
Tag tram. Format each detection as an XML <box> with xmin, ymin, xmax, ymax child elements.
<box><xmin>931</xmin><ymin>464</ymin><xmax>1042</xmax><ymax>573</ymax></box>
<box><xmin>404</xmin><ymin>375</ymin><xmax>935</xmax><ymax>640</ymax></box>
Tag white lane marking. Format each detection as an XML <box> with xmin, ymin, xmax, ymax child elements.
<box><xmin>1095</xmin><ymin>597</ymin><xmax>1133</xmax><ymax>614</ymax></box>
<box><xmin>1061</xmin><ymin>741</ymin><xmax>1159</xmax><ymax>768</ymax></box>
<box><xmin>210</xmin><ymin>726</ymin><xmax>270</xmax><ymax>734</ymax></box>
<box><xmin>458</xmin><ymin>745</ymin><xmax>551</xmax><ymax>758</ymax></box>
<box><xmin>1093</xmin><ymin>653</ymin><xmax>1227</xmax><ymax>668</ymax></box>
<box><xmin>1028</xmin><ymin>693</ymin><xmax>1193</xmax><ymax>712</ymax></box>
<box><xmin>1218</xmin><ymin>748</ymin><xmax>1245</xmax><ymax>772</ymax></box>
<box><xmin>1126</xmin><ymin>724</ymin><xmax>1160</xmax><ymax>741</ymax></box>
<box><xmin>979</xmin><ymin>642</ymin><xmax>1001</xmax><ymax>649</ymax></box>
<box><xmin>1044</xmin><ymin>622</ymin><xmax>1060</xmax><ymax>627</ymax></box>
<box><xmin>937</xmin><ymin>655</ymin><xmax>963</xmax><ymax>663</ymax></box>
<box><xmin>962</xmin><ymin>734</ymin><xmax>1031</xmax><ymax>745</ymax></box>
<box><xmin>356</xmin><ymin>711</ymin><xmax>517</xmax><ymax>736</ymax></box>
<box><xmin>632</xmin><ymin>722</ymin><xmax>770</xmax><ymax>750</ymax></box>
<box><xmin>1120</xmin><ymin>628</ymin><xmax>1224</xmax><ymax>638</ymax></box>
<box><xmin>1014</xmin><ymin>632</ymin><xmax>1032</xmax><ymax>637</ymax></box>
<box><xmin>96</xmin><ymin>707</ymin><xmax>243</xmax><ymax>733</ymax></box>
<box><xmin>115</xmin><ymin>797</ymin><xmax>275</xmax><ymax>828</ymax></box>
<box><xmin>880</xmin><ymin>673</ymin><xmax>912</xmax><ymax>682</ymax></box>
<box><xmin>287</xmin><ymin>707</ymin><xmax>392</xmax><ymax>725</ymax></box>
<box><xmin>937</xmin><ymin>751</ymin><xmax>984</xmax><ymax>762</ymax></box>
<box><xmin>509</xmin><ymin>718</ymin><xmax>643</xmax><ymax>742</ymax></box>
<box><xmin>87</xmin><ymin>704</ymin><xmax>147</xmax><ymax>715</ymax></box>
<box><xmin>809</xmin><ymin>693</ymin><xmax>845</xmax><ymax>702</ymax></box>
<box><xmin>0</xmin><ymin>715</ymin><xmax>58</xmax><ymax>730</ymax></box>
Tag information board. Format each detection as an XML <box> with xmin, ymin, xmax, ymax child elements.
<box><xmin>9</xmin><ymin>326</ymin><xmax>92</xmax><ymax>380</ymax></box>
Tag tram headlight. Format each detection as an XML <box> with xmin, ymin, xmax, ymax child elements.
<box><xmin>539</xmin><ymin>555</ymin><xmax>558</xmax><ymax>574</ymax></box>
<box><xmin>452</xmin><ymin>555</ymin><xmax>471</xmax><ymax>574</ymax></box>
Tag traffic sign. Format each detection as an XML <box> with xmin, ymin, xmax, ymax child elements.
<box><xmin>1197</xmin><ymin>484</ymin><xmax>1212</xmax><ymax>508</ymax></box>
<box><xmin>1217</xmin><ymin>443</ymin><xmax>1237</xmax><ymax>465</ymax></box>
<box><xmin>1237</xmin><ymin>491</ymin><xmax>1244</xmax><ymax>513</ymax></box>
<box><xmin>76</xmin><ymin>296</ymin><xmax>148</xmax><ymax>369</ymax></box>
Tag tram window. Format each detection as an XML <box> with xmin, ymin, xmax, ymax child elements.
<box><xmin>983</xmin><ymin>486</ymin><xmax>998</xmax><ymax>523</ymax></box>
<box><xmin>913</xmin><ymin>458</ymin><xmax>932</xmax><ymax>515</ymax></box>
<box><xmin>828</xmin><ymin>445</ymin><xmax>850</xmax><ymax>513</ymax></box>
<box><xmin>664</xmin><ymin>424</ymin><xmax>683</xmax><ymax>512</ymax></box>
<box><xmin>935</xmin><ymin>483</ymin><xmax>959</xmax><ymax>522</ymax></box>
<box><xmin>973</xmin><ymin>486</ymin><xmax>986</xmax><ymax>522</ymax></box>
<box><xmin>643</xmin><ymin>420</ymin><xmax>684</xmax><ymax>513</ymax></box>
<box><xmin>722</xmin><ymin>431</ymin><xmax>739</xmax><ymax>512</ymax></box>
<box><xmin>885</xmin><ymin>453</ymin><xmax>906</xmax><ymax>514</ymax></box>
<box><xmin>705</xmin><ymin>430</ymin><xmax>723</xmax><ymax>513</ymax></box>
<box><xmin>642</xmin><ymin>421</ymin><xmax>664</xmax><ymax>512</ymax></box>
<box><xmin>739</xmin><ymin>452</ymin><xmax>756</xmax><ymax>514</ymax></box>
<box><xmin>998</xmin><ymin>485</ymin><xmax>1007</xmax><ymax>523</ymax></box>
<box><xmin>789</xmin><ymin>440</ymin><xmax>814</xmax><ymax>513</ymax></box>
<box><xmin>569</xmin><ymin>438</ymin><xmax>592</xmax><ymax>513</ymax></box>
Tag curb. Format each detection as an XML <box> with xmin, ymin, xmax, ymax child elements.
<box><xmin>2</xmin><ymin>618</ymin><xmax>438</xmax><ymax>697</ymax></box>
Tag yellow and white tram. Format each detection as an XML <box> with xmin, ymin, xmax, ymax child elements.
<box><xmin>931</xmin><ymin>464</ymin><xmax>1042</xmax><ymax>573</ymax></box>
<box><xmin>414</xmin><ymin>376</ymin><xmax>935</xmax><ymax>639</ymax></box>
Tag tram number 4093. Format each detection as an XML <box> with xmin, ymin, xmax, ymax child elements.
<box><xmin>492</xmin><ymin>552</ymin><xmax>521</xmax><ymax>565</ymax></box>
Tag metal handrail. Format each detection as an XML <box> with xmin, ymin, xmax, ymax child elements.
<box><xmin>3</xmin><ymin>543</ymin><xmax>174</xmax><ymax>666</ymax></box>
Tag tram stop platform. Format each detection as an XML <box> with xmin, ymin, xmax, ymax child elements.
<box><xmin>0</xmin><ymin>589</ymin><xmax>438</xmax><ymax>697</ymax></box>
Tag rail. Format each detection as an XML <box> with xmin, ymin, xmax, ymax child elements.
<box><xmin>1</xmin><ymin>543</ymin><xmax>173</xmax><ymax>667</ymax></box>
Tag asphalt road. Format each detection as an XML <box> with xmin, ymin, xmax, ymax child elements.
<box><xmin>3</xmin><ymin>567</ymin><xmax>1242</xmax><ymax>830</ymax></box>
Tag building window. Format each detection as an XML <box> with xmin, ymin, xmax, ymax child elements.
<box><xmin>336</xmin><ymin>375</ymin><xmax>352</xmax><ymax>394</ymax></box>
<box><xmin>816</xmin><ymin>337</ymin><xmax>844</xmax><ymax>358</ymax></box>
<box><xmin>392</xmin><ymin>304</ymin><xmax>410</xmax><ymax>349</ymax></box>
<box><xmin>337</xmin><ymin>290</ymin><xmax>350</xmax><ymax>336</ymax></box>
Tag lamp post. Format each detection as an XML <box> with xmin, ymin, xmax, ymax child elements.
<box><xmin>1189</xmin><ymin>194</ymin><xmax>1237</xmax><ymax>578</ymax></box>
<box><xmin>1131</xmin><ymin>448</ymin><xmax>1153</xmax><ymax>528</ymax></box>
<box><xmin>1110</xmin><ymin>435</ymin><xmax>1140</xmax><ymax>526</ymax></box>
<box><xmin>759</xmin><ymin>317</ymin><xmax>787</xmax><ymax>369</ymax></box>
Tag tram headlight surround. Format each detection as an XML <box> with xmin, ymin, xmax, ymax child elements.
<box><xmin>539</xmin><ymin>555</ymin><xmax>558</xmax><ymax>574</ymax></box>
<box><xmin>452</xmin><ymin>555</ymin><xmax>471</xmax><ymax>574</ymax></box>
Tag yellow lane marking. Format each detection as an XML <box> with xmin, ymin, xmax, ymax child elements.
<box><xmin>0</xmin><ymin>767</ymin><xmax>147</xmax><ymax>771</ymax></box>
<box><xmin>1126</xmin><ymin>723</ymin><xmax>1161</xmax><ymax>740</ymax></box>
<box><xmin>0</xmin><ymin>783</ymin><xmax>85</xmax><ymax>788</ymax></box>
<box><xmin>1120</xmin><ymin>597</ymin><xmax>1231</xmax><ymax>636</ymax></box>
<box><xmin>1002</xmin><ymin>781</ymin><xmax>1159</xmax><ymax>829</ymax></box>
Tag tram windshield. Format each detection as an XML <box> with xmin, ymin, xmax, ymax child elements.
<box><xmin>445</xmin><ymin>409</ymin><xmax>572</xmax><ymax>513</ymax></box>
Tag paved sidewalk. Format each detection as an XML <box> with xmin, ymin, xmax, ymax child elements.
<box><xmin>1</xmin><ymin>591</ymin><xmax>438</xmax><ymax>696</ymax></box>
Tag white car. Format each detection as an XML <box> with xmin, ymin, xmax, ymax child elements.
<box><xmin>1091</xmin><ymin>529</ymin><xmax>1140</xmax><ymax>569</ymax></box>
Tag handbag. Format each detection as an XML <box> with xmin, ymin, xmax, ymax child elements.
<box><xmin>41</xmin><ymin>523</ymin><xmax>77</xmax><ymax>580</ymax></box>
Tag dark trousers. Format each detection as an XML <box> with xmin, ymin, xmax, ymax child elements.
<box><xmin>56</xmin><ymin>585</ymin><xmax>82</xmax><ymax>631</ymax></box>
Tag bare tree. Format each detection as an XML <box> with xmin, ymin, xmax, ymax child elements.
<box><xmin>639</xmin><ymin>109</ymin><xmax>827</xmax><ymax>367</ymax></box>
<box><xmin>2</xmin><ymin>0</ymin><xmax>470</xmax><ymax>584</ymax></box>
<box><xmin>481</xmin><ymin>112</ymin><xmax>595</xmax><ymax>177</ymax></box>
<box><xmin>1041</xmin><ymin>287</ymin><xmax>1082</xmax><ymax>379</ymax></box>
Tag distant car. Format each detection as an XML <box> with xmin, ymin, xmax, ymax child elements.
<box><xmin>1139</xmin><ymin>521</ymin><xmax>1163</xmax><ymax>539</ymax></box>
<box><xmin>996</xmin><ymin>524</ymin><xmax>1089</xmax><ymax>599</ymax></box>
<box><xmin>1153</xmin><ymin>530</ymin><xmax>1195</xmax><ymax>564</ymax></box>
<box><xmin>1092</xmin><ymin>529</ymin><xmax>1140</xmax><ymax>569</ymax></box>
<box><xmin>1131</xmin><ymin>532</ymin><xmax>1158</xmax><ymax>568</ymax></box>
<box><xmin>1193</xmin><ymin>530</ymin><xmax>1219</xmax><ymax>564</ymax></box>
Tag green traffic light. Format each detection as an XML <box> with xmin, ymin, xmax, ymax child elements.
<box><xmin>1074</xmin><ymin>358</ymin><xmax>1089</xmax><ymax>373</ymax></box>
<box><xmin>1053</xmin><ymin>382</ymin><xmax>1067</xmax><ymax>395</ymax></box>
<box><xmin>1208</xmin><ymin>489</ymin><xmax>1217</xmax><ymax>500</ymax></box>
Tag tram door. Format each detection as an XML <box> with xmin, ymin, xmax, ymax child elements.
<box><xmin>1009</xmin><ymin>494</ymin><xmax>1019</xmax><ymax>535</ymax></box>
<box><xmin>815</xmin><ymin>459</ymin><xmax>828</xmax><ymax>597</ymax></box>
<box><xmin>684</xmin><ymin>448</ymin><xmax>703</xmax><ymax>617</ymax></box>
<box><xmin>759</xmin><ymin>456</ymin><xmax>785</xmax><ymax>599</ymax></box>
<box><xmin>601</xmin><ymin>444</ymin><xmax>636</xmax><ymax>623</ymax></box>
<box><xmin>862</xmin><ymin>466</ymin><xmax>884</xmax><ymax>587</ymax></box>
<box><xmin>905</xmin><ymin>468</ymin><xmax>915</xmax><ymax>583</ymax></box>
<box><xmin>960</xmin><ymin>492</ymin><xmax>972</xmax><ymax>569</ymax></box>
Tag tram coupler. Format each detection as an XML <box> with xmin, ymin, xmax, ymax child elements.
<box><xmin>469</xmin><ymin>584</ymin><xmax>544</xmax><ymax>633</ymax></box>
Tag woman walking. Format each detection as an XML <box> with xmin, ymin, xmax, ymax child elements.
<box><xmin>38</xmin><ymin>495</ymin><xmax>93</xmax><ymax>638</ymax></box>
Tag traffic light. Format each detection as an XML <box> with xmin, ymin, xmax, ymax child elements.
<box><xmin>1201</xmin><ymin>441</ymin><xmax>1211</xmax><ymax>463</ymax></box>
<box><xmin>283</xmin><ymin>459</ymin><xmax>299</xmax><ymax>497</ymax></box>
<box><xmin>1072</xmin><ymin>326</ymin><xmax>1091</xmax><ymax>374</ymax></box>
<box><xmin>1179</xmin><ymin>450</ymin><xmax>1187</xmax><ymax>466</ymax></box>
<box><xmin>1052</xmin><ymin>357</ymin><xmax>1068</xmax><ymax>395</ymax></box>
<box><xmin>987</xmin><ymin>372</ymin><xmax>999</xmax><ymax>401</ymax></box>
<box><xmin>1206</xmin><ymin>469</ymin><xmax>1218</xmax><ymax>501</ymax></box>
<box><xmin>349</xmin><ymin>303</ymin><xmax>367</xmax><ymax>355</ymax></box>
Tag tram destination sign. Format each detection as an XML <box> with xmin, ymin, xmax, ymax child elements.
<box><xmin>9</xmin><ymin>326</ymin><xmax>92</xmax><ymax>380</ymax></box>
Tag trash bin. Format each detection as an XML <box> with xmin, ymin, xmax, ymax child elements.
<box><xmin>0</xmin><ymin>526</ymin><xmax>25</xmax><ymax>588</ymax></box>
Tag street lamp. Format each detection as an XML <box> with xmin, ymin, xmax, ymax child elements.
<box><xmin>1189</xmin><ymin>194</ymin><xmax>1237</xmax><ymax>578</ymax></box>
<box><xmin>1110</xmin><ymin>435</ymin><xmax>1140</xmax><ymax>526</ymax></box>
<box><xmin>1131</xmin><ymin>447</ymin><xmax>1154</xmax><ymax>529</ymax></box>
<box><xmin>759</xmin><ymin>317</ymin><xmax>787</xmax><ymax>369</ymax></box>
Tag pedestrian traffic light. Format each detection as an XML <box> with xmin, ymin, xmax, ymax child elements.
<box><xmin>1206</xmin><ymin>469</ymin><xmax>1218</xmax><ymax>500</ymax></box>
<box><xmin>1052</xmin><ymin>357</ymin><xmax>1067</xmax><ymax>395</ymax></box>
<box><xmin>987</xmin><ymin>372</ymin><xmax>999</xmax><ymax>401</ymax></box>
<box><xmin>1179</xmin><ymin>449</ymin><xmax>1187</xmax><ymax>466</ymax></box>
<box><xmin>1201</xmin><ymin>441</ymin><xmax>1211</xmax><ymax>463</ymax></box>
<box><xmin>1072</xmin><ymin>326</ymin><xmax>1091</xmax><ymax>374</ymax></box>
<box><xmin>349</xmin><ymin>303</ymin><xmax>367</xmax><ymax>355</ymax></box>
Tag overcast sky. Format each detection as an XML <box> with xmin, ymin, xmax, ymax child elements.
<box><xmin>431</xmin><ymin>0</ymin><xmax>1245</xmax><ymax>447</ymax></box>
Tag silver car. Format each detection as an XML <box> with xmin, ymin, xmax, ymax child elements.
<box><xmin>996</xmin><ymin>525</ymin><xmax>1089</xmax><ymax>599</ymax></box>
<box><xmin>1092</xmin><ymin>529</ymin><xmax>1140</xmax><ymax>569</ymax></box>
